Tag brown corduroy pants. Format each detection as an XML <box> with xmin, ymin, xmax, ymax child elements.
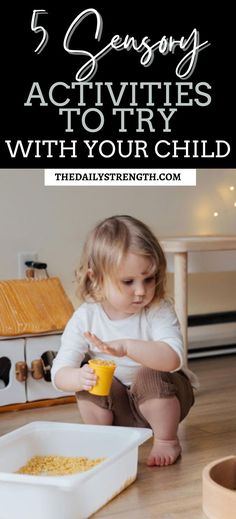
<box><xmin>76</xmin><ymin>367</ymin><xmax>194</xmax><ymax>428</ymax></box>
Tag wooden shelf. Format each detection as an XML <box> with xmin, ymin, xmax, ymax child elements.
<box><xmin>0</xmin><ymin>395</ymin><xmax>76</xmax><ymax>413</ymax></box>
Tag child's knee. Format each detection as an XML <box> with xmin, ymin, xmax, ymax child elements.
<box><xmin>77</xmin><ymin>395</ymin><xmax>113</xmax><ymax>425</ymax></box>
<box><xmin>76</xmin><ymin>390</ymin><xmax>111</xmax><ymax>410</ymax></box>
<box><xmin>131</xmin><ymin>367</ymin><xmax>175</xmax><ymax>401</ymax></box>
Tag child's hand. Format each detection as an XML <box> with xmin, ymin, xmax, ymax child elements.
<box><xmin>84</xmin><ymin>332</ymin><xmax>127</xmax><ymax>357</ymax></box>
<box><xmin>77</xmin><ymin>364</ymin><xmax>97</xmax><ymax>391</ymax></box>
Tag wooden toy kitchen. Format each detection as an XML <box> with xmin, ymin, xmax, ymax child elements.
<box><xmin>0</xmin><ymin>273</ymin><xmax>75</xmax><ymax>411</ymax></box>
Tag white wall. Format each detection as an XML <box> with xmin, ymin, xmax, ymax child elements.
<box><xmin>0</xmin><ymin>169</ymin><xmax>236</xmax><ymax>313</ymax></box>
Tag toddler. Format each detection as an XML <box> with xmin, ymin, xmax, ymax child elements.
<box><xmin>51</xmin><ymin>215</ymin><xmax>195</xmax><ymax>466</ymax></box>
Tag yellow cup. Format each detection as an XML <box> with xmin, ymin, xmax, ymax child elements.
<box><xmin>88</xmin><ymin>359</ymin><xmax>116</xmax><ymax>396</ymax></box>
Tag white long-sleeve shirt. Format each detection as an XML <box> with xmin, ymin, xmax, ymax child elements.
<box><xmin>51</xmin><ymin>299</ymin><xmax>196</xmax><ymax>390</ymax></box>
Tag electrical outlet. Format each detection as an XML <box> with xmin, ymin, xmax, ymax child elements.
<box><xmin>18</xmin><ymin>252</ymin><xmax>38</xmax><ymax>278</ymax></box>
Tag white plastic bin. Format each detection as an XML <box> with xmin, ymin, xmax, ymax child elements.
<box><xmin>0</xmin><ymin>421</ymin><xmax>152</xmax><ymax>519</ymax></box>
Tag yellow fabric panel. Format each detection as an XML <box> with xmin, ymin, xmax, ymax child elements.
<box><xmin>0</xmin><ymin>278</ymin><xmax>74</xmax><ymax>337</ymax></box>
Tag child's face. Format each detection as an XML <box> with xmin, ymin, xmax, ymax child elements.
<box><xmin>102</xmin><ymin>252</ymin><xmax>156</xmax><ymax>319</ymax></box>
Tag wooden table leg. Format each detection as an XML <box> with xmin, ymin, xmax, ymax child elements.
<box><xmin>174</xmin><ymin>252</ymin><xmax>188</xmax><ymax>365</ymax></box>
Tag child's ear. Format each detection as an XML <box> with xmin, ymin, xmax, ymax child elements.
<box><xmin>87</xmin><ymin>268</ymin><xmax>94</xmax><ymax>280</ymax></box>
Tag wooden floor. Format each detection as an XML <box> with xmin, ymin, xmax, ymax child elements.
<box><xmin>1</xmin><ymin>355</ymin><xmax>236</xmax><ymax>519</ymax></box>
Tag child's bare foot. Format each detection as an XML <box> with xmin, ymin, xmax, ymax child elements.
<box><xmin>147</xmin><ymin>438</ymin><xmax>181</xmax><ymax>467</ymax></box>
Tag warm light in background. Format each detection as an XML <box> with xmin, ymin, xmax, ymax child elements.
<box><xmin>213</xmin><ymin>184</ymin><xmax>236</xmax><ymax>217</ymax></box>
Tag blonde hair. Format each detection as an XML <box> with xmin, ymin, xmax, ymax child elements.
<box><xmin>76</xmin><ymin>215</ymin><xmax>166</xmax><ymax>303</ymax></box>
